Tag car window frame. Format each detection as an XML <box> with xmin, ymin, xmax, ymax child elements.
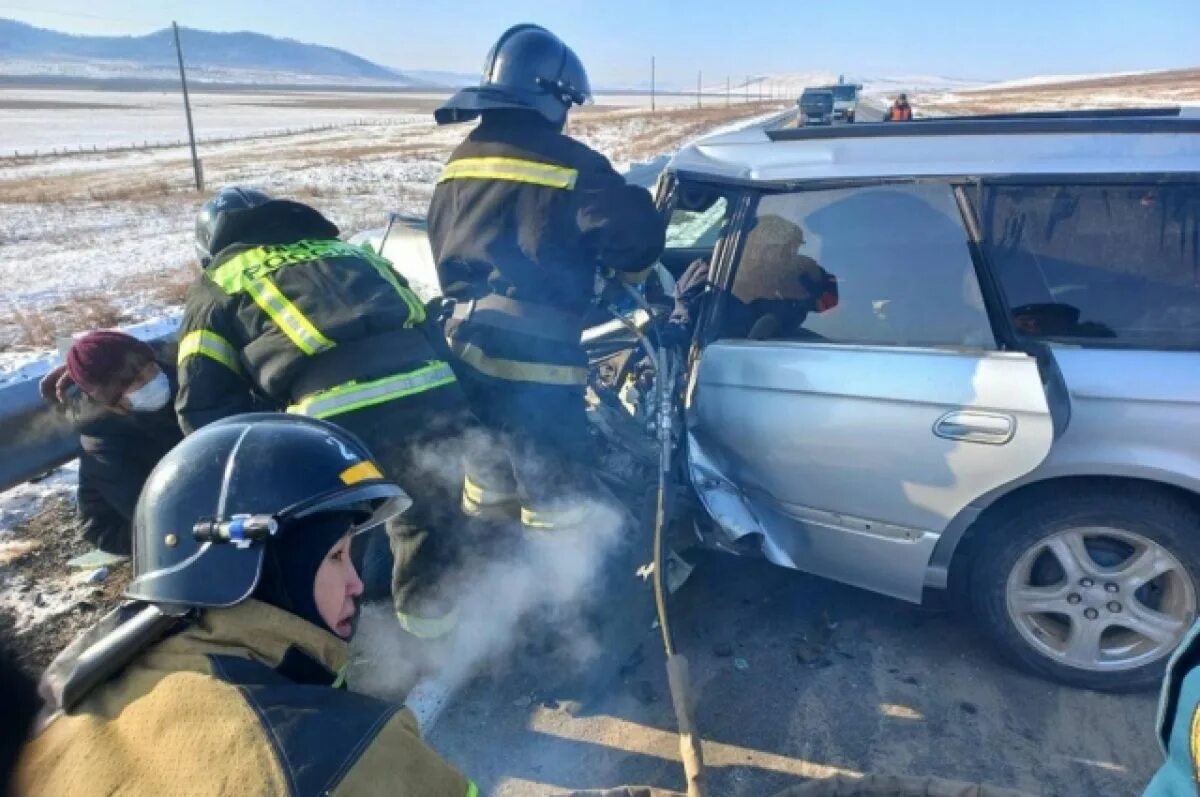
<box><xmin>702</xmin><ymin>177</ymin><xmax>1013</xmax><ymax>352</ymax></box>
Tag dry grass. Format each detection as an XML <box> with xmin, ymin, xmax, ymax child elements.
<box><xmin>921</xmin><ymin>67</ymin><xmax>1200</xmax><ymax>116</ymax></box>
<box><xmin>124</xmin><ymin>262</ymin><xmax>201</xmax><ymax>307</ymax></box>
<box><xmin>570</xmin><ymin>102</ymin><xmax>786</xmax><ymax>163</ymax></box>
<box><xmin>0</xmin><ymin>173</ymin><xmax>198</xmax><ymax>204</ymax></box>
<box><xmin>8</xmin><ymin>294</ymin><xmax>125</xmax><ymax>348</ymax></box>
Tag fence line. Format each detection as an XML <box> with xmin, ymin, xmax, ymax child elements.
<box><xmin>2</xmin><ymin>118</ymin><xmax>403</xmax><ymax>163</ymax></box>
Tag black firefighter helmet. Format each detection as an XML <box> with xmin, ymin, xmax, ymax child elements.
<box><xmin>435</xmin><ymin>24</ymin><xmax>592</xmax><ymax>128</ymax></box>
<box><xmin>194</xmin><ymin>186</ymin><xmax>339</xmax><ymax>268</ymax></box>
<box><xmin>125</xmin><ymin>414</ymin><xmax>411</xmax><ymax>609</ymax></box>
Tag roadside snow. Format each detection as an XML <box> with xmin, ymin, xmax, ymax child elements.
<box><xmin>0</xmin><ymin>463</ymin><xmax>76</xmax><ymax>536</ymax></box>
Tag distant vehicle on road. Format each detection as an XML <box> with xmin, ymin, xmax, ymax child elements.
<box><xmin>822</xmin><ymin>82</ymin><xmax>863</xmax><ymax>123</ymax></box>
<box><xmin>798</xmin><ymin>88</ymin><xmax>835</xmax><ymax>126</ymax></box>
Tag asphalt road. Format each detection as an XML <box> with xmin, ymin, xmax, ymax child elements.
<box><xmin>426</xmin><ymin>551</ymin><xmax>1159</xmax><ymax>796</ymax></box>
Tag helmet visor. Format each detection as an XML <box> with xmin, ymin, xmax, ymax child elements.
<box><xmin>285</xmin><ymin>482</ymin><xmax>412</xmax><ymax>536</ymax></box>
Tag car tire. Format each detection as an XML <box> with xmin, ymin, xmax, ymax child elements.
<box><xmin>969</xmin><ymin>487</ymin><xmax>1200</xmax><ymax>692</ymax></box>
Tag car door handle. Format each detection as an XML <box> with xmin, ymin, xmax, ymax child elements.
<box><xmin>933</xmin><ymin>411</ymin><xmax>1015</xmax><ymax>445</ymax></box>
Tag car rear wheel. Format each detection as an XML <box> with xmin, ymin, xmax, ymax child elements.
<box><xmin>970</xmin><ymin>489</ymin><xmax>1200</xmax><ymax>691</ymax></box>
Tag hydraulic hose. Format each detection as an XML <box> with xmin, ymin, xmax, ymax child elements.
<box><xmin>609</xmin><ymin>285</ymin><xmax>706</xmax><ymax>797</ymax></box>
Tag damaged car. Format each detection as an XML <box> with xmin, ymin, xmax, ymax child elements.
<box><xmin>639</xmin><ymin>109</ymin><xmax>1200</xmax><ymax>692</ymax></box>
<box><xmin>358</xmin><ymin>108</ymin><xmax>1200</xmax><ymax>693</ymax></box>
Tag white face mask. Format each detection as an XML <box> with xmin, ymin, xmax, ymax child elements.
<box><xmin>125</xmin><ymin>371</ymin><xmax>171</xmax><ymax>412</ymax></box>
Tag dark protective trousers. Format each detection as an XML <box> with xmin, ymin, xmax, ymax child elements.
<box><xmin>453</xmin><ymin>360</ymin><xmax>600</xmax><ymax>532</ymax></box>
<box><xmin>328</xmin><ymin>382</ymin><xmax>475</xmax><ymax>637</ymax></box>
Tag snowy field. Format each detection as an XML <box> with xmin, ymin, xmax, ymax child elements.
<box><xmin>0</xmin><ymin>90</ymin><xmax>784</xmax><ymax>372</ymax></box>
<box><xmin>0</xmin><ymin>87</ymin><xmax>712</xmax><ymax>154</ymax></box>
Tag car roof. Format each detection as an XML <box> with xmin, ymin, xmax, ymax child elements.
<box><xmin>668</xmin><ymin>107</ymin><xmax>1200</xmax><ymax>183</ymax></box>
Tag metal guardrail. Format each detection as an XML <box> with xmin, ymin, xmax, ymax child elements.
<box><xmin>0</xmin><ymin>317</ymin><xmax>181</xmax><ymax>493</ymax></box>
<box><xmin>0</xmin><ymin>107</ymin><xmax>796</xmax><ymax>494</ymax></box>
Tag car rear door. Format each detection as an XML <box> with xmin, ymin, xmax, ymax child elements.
<box><xmin>686</xmin><ymin>182</ymin><xmax>1060</xmax><ymax>602</ymax></box>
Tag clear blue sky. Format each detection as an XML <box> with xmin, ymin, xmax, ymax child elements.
<box><xmin>2</xmin><ymin>0</ymin><xmax>1198</xmax><ymax>86</ymax></box>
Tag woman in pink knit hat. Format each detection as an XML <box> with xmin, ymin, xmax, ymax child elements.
<box><xmin>39</xmin><ymin>330</ymin><xmax>183</xmax><ymax>556</ymax></box>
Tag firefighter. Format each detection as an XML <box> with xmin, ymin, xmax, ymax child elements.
<box><xmin>177</xmin><ymin>187</ymin><xmax>471</xmax><ymax>646</ymax></box>
<box><xmin>38</xmin><ymin>330</ymin><xmax>182</xmax><ymax>556</ymax></box>
<box><xmin>15</xmin><ymin>415</ymin><xmax>476</xmax><ymax>796</ymax></box>
<box><xmin>886</xmin><ymin>93</ymin><xmax>914</xmax><ymax>122</ymax></box>
<box><xmin>427</xmin><ymin>24</ymin><xmax>667</xmax><ymax>536</ymax></box>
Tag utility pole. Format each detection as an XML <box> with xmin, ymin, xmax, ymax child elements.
<box><xmin>745</xmin><ymin>75</ymin><xmax>750</xmax><ymax>104</ymax></box>
<box><xmin>651</xmin><ymin>56</ymin><xmax>656</xmax><ymax>112</ymax></box>
<box><xmin>697</xmin><ymin>70</ymin><xmax>702</xmax><ymax>109</ymax></box>
<box><xmin>172</xmin><ymin>22</ymin><xmax>202</xmax><ymax>191</ymax></box>
<box><xmin>726</xmin><ymin>75</ymin><xmax>730</xmax><ymax>107</ymax></box>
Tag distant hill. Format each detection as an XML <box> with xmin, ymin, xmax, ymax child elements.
<box><xmin>0</xmin><ymin>18</ymin><xmax>452</xmax><ymax>86</ymax></box>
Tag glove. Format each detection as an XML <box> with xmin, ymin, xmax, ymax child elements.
<box><xmin>423</xmin><ymin>296</ymin><xmax>452</xmax><ymax>325</ymax></box>
<box><xmin>38</xmin><ymin>364</ymin><xmax>74</xmax><ymax>404</ymax></box>
<box><xmin>658</xmin><ymin>321</ymin><xmax>693</xmax><ymax>349</ymax></box>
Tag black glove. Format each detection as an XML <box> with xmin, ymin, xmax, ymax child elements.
<box><xmin>658</xmin><ymin>321</ymin><xmax>693</xmax><ymax>349</ymax></box>
<box><xmin>424</xmin><ymin>296</ymin><xmax>452</xmax><ymax>325</ymax></box>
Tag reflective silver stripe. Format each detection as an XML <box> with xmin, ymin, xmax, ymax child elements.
<box><xmin>287</xmin><ymin>362</ymin><xmax>457</xmax><ymax>419</ymax></box>
<box><xmin>521</xmin><ymin>503</ymin><xmax>592</xmax><ymax>531</ymax></box>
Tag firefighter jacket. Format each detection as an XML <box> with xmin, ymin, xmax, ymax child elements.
<box><xmin>175</xmin><ymin>206</ymin><xmax>455</xmax><ymax>433</ymax></box>
<box><xmin>427</xmin><ymin>110</ymin><xmax>666</xmax><ymax>386</ymax></box>
<box><xmin>16</xmin><ymin>599</ymin><xmax>476</xmax><ymax>797</ymax></box>
<box><xmin>1146</xmin><ymin>620</ymin><xmax>1200</xmax><ymax>796</ymax></box>
<box><xmin>71</xmin><ymin>362</ymin><xmax>183</xmax><ymax>554</ymax></box>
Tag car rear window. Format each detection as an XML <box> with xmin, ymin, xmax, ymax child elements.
<box><xmin>979</xmin><ymin>182</ymin><xmax>1200</xmax><ymax>349</ymax></box>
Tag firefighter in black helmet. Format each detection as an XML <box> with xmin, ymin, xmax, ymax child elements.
<box><xmin>428</xmin><ymin>24</ymin><xmax>667</xmax><ymax>535</ymax></box>
<box><xmin>16</xmin><ymin>415</ymin><xmax>476</xmax><ymax>796</ymax></box>
<box><xmin>178</xmin><ymin>186</ymin><xmax>475</xmax><ymax>647</ymax></box>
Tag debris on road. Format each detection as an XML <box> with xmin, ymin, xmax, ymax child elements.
<box><xmin>733</xmin><ymin>657</ymin><xmax>750</xmax><ymax>671</ymax></box>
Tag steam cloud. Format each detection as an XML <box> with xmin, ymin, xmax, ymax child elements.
<box><xmin>349</xmin><ymin>426</ymin><xmax>645</xmax><ymax>702</ymax></box>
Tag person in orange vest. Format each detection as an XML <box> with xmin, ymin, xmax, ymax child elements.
<box><xmin>886</xmin><ymin>93</ymin><xmax>914</xmax><ymax>122</ymax></box>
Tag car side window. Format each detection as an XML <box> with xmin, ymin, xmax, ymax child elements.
<box><xmin>665</xmin><ymin>197</ymin><xmax>729</xmax><ymax>252</ymax></box>
<box><xmin>979</xmin><ymin>182</ymin><xmax>1200</xmax><ymax>350</ymax></box>
<box><xmin>719</xmin><ymin>184</ymin><xmax>995</xmax><ymax>348</ymax></box>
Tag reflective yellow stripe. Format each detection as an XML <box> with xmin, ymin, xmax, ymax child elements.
<box><xmin>177</xmin><ymin>330</ymin><xmax>241</xmax><ymax>374</ymax></box>
<box><xmin>396</xmin><ymin>606</ymin><xmax>459</xmax><ymax>640</ymax></box>
<box><xmin>332</xmin><ymin>664</ymin><xmax>348</xmax><ymax>689</ymax></box>
<box><xmin>451</xmin><ymin>341</ymin><xmax>587</xmax><ymax>386</ymax></box>
<box><xmin>466</xmin><ymin>782</ymin><xmax>479</xmax><ymax>797</ymax></box>
<box><xmin>340</xmin><ymin>461</ymin><xmax>384</xmax><ymax>485</ymax></box>
<box><xmin>245</xmin><ymin>276</ymin><xmax>335</xmax><ymax>356</ymax></box>
<box><xmin>617</xmin><ymin>266</ymin><xmax>654</xmax><ymax>285</ymax></box>
<box><xmin>462</xmin><ymin>475</ymin><xmax>519</xmax><ymax>515</ymax></box>
<box><xmin>521</xmin><ymin>504</ymin><xmax>591</xmax><ymax>531</ymax></box>
<box><xmin>356</xmin><ymin>245</ymin><xmax>426</xmax><ymax>326</ymax></box>
<box><xmin>287</xmin><ymin>362</ymin><xmax>457</xmax><ymax>419</ymax></box>
<box><xmin>209</xmin><ymin>240</ymin><xmax>426</xmax><ymax>328</ymax></box>
<box><xmin>210</xmin><ymin>240</ymin><xmax>372</xmax><ymax>295</ymax></box>
<box><xmin>438</xmin><ymin>157</ymin><xmax>579</xmax><ymax>190</ymax></box>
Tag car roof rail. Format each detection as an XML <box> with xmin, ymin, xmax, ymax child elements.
<box><xmin>767</xmin><ymin>107</ymin><xmax>1200</xmax><ymax>141</ymax></box>
<box><xmin>925</xmin><ymin>106</ymin><xmax>1183</xmax><ymax>121</ymax></box>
